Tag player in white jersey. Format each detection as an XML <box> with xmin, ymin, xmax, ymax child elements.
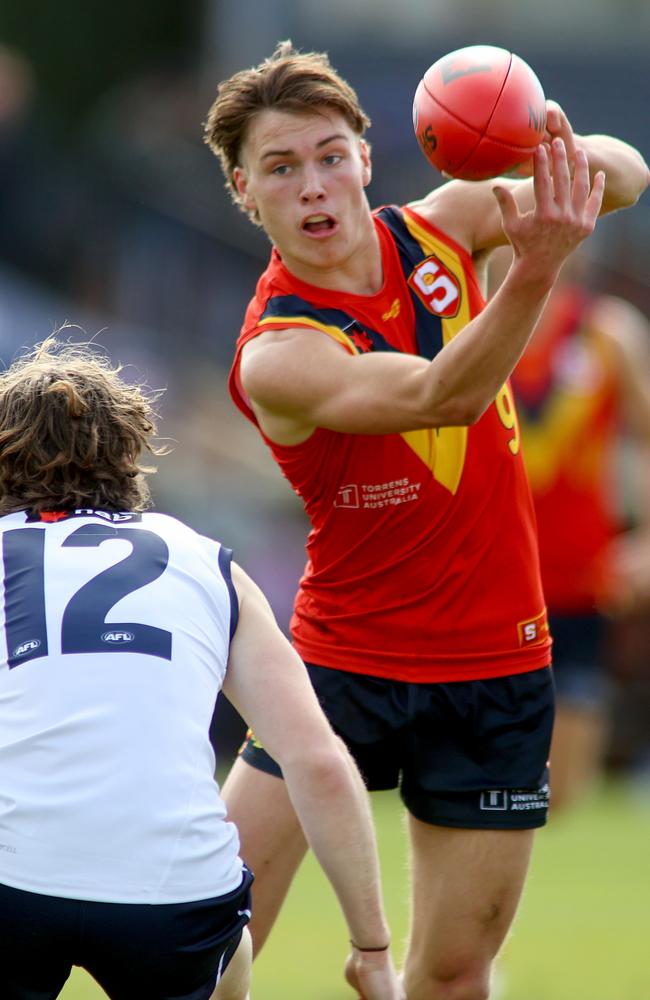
<box><xmin>0</xmin><ymin>338</ymin><xmax>402</xmax><ymax>1000</ymax></box>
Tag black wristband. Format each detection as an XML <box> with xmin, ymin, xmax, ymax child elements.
<box><xmin>350</xmin><ymin>939</ymin><xmax>390</xmax><ymax>953</ymax></box>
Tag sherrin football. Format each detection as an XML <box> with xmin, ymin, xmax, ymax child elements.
<box><xmin>413</xmin><ymin>45</ymin><xmax>547</xmax><ymax>180</ymax></box>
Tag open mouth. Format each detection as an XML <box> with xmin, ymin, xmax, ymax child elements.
<box><xmin>302</xmin><ymin>214</ymin><xmax>336</xmax><ymax>234</ymax></box>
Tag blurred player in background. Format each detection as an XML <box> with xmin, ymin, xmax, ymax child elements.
<box><xmin>0</xmin><ymin>338</ymin><xmax>402</xmax><ymax>1000</ymax></box>
<box><xmin>495</xmin><ymin>248</ymin><xmax>650</xmax><ymax>810</ymax></box>
<box><xmin>204</xmin><ymin>41</ymin><xmax>648</xmax><ymax>999</ymax></box>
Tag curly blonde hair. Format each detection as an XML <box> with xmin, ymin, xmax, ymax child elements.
<box><xmin>204</xmin><ymin>39</ymin><xmax>370</xmax><ymax>219</ymax></box>
<box><xmin>0</xmin><ymin>334</ymin><xmax>167</xmax><ymax>515</ymax></box>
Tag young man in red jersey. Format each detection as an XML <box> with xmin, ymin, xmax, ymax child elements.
<box><xmin>204</xmin><ymin>41</ymin><xmax>649</xmax><ymax>999</ymax></box>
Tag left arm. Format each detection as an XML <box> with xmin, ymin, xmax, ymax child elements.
<box><xmin>411</xmin><ymin>102</ymin><xmax>649</xmax><ymax>255</ymax></box>
<box><xmin>546</xmin><ymin>103</ymin><xmax>650</xmax><ymax>215</ymax></box>
<box><xmin>222</xmin><ymin>563</ymin><xmax>402</xmax><ymax>998</ymax></box>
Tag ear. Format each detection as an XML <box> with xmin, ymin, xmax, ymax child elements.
<box><xmin>233</xmin><ymin>166</ymin><xmax>257</xmax><ymax>212</ymax></box>
<box><xmin>360</xmin><ymin>139</ymin><xmax>372</xmax><ymax>187</ymax></box>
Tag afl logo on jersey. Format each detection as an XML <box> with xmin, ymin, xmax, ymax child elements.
<box><xmin>408</xmin><ymin>255</ymin><xmax>460</xmax><ymax>317</ymax></box>
<box><xmin>101</xmin><ymin>630</ymin><xmax>135</xmax><ymax>645</ymax></box>
<box><xmin>13</xmin><ymin>639</ymin><xmax>41</xmax><ymax>658</ymax></box>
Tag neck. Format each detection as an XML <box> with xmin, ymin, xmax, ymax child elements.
<box><xmin>281</xmin><ymin>220</ymin><xmax>383</xmax><ymax>296</ymax></box>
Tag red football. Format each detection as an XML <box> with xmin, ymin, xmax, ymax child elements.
<box><xmin>412</xmin><ymin>45</ymin><xmax>547</xmax><ymax>180</ymax></box>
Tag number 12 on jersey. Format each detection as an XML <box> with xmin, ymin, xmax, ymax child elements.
<box><xmin>3</xmin><ymin>524</ymin><xmax>172</xmax><ymax>669</ymax></box>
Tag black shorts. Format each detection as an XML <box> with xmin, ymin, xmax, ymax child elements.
<box><xmin>0</xmin><ymin>867</ymin><xmax>254</xmax><ymax>1000</ymax></box>
<box><xmin>241</xmin><ymin>664</ymin><xmax>555</xmax><ymax>829</ymax></box>
<box><xmin>549</xmin><ymin>611</ymin><xmax>610</xmax><ymax>710</ymax></box>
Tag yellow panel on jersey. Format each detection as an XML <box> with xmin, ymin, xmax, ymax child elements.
<box><xmin>401</xmin><ymin>425</ymin><xmax>468</xmax><ymax>495</ymax></box>
<box><xmin>399</xmin><ymin>208</ymin><xmax>476</xmax><ymax>493</ymax></box>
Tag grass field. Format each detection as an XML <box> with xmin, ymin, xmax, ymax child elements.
<box><xmin>61</xmin><ymin>779</ymin><xmax>650</xmax><ymax>1000</ymax></box>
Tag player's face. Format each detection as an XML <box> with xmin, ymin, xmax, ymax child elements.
<box><xmin>234</xmin><ymin>108</ymin><xmax>375</xmax><ymax>282</ymax></box>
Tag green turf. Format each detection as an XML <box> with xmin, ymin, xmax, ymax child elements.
<box><xmin>60</xmin><ymin>779</ymin><xmax>650</xmax><ymax>999</ymax></box>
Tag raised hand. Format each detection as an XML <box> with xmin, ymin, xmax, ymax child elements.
<box><xmin>492</xmin><ymin>139</ymin><xmax>605</xmax><ymax>280</ymax></box>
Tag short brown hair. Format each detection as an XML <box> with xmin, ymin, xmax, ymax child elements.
<box><xmin>0</xmin><ymin>334</ymin><xmax>167</xmax><ymax>516</ymax></box>
<box><xmin>204</xmin><ymin>39</ymin><xmax>370</xmax><ymax>215</ymax></box>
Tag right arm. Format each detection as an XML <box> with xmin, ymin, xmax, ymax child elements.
<box><xmin>222</xmin><ymin>563</ymin><xmax>403</xmax><ymax>999</ymax></box>
<box><xmin>593</xmin><ymin>298</ymin><xmax>650</xmax><ymax>614</ymax></box>
<box><xmin>241</xmin><ymin>143</ymin><xmax>604</xmax><ymax>445</ymax></box>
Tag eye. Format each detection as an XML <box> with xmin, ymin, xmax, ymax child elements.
<box><xmin>323</xmin><ymin>153</ymin><xmax>342</xmax><ymax>166</ymax></box>
<box><xmin>271</xmin><ymin>163</ymin><xmax>291</xmax><ymax>176</ymax></box>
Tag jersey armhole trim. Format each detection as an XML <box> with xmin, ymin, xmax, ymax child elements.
<box><xmin>218</xmin><ymin>546</ymin><xmax>239</xmax><ymax>641</ymax></box>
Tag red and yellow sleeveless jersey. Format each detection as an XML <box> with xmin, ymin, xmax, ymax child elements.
<box><xmin>229</xmin><ymin>205</ymin><xmax>550</xmax><ymax>682</ymax></box>
<box><xmin>512</xmin><ymin>285</ymin><xmax>621</xmax><ymax>613</ymax></box>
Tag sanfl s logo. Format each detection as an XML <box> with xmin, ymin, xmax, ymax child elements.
<box><xmin>408</xmin><ymin>256</ymin><xmax>460</xmax><ymax>317</ymax></box>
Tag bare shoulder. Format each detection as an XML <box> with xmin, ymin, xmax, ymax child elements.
<box><xmin>586</xmin><ymin>294</ymin><xmax>650</xmax><ymax>430</ymax></box>
<box><xmin>240</xmin><ymin>325</ymin><xmax>311</xmax><ymax>365</ymax></box>
<box><xmin>407</xmin><ymin>176</ymin><xmax>528</xmax><ymax>253</ymax></box>
<box><xmin>241</xmin><ymin>326</ymin><xmax>343</xmax><ymax>376</ymax></box>
<box><xmin>238</xmin><ymin>326</ymin><xmax>352</xmax><ymax>443</ymax></box>
<box><xmin>230</xmin><ymin>558</ymin><xmax>255</xmax><ymax>598</ymax></box>
<box><xmin>589</xmin><ymin>294</ymin><xmax>650</xmax><ymax>364</ymax></box>
<box><xmin>230</xmin><ymin>560</ymin><xmax>274</xmax><ymax>617</ymax></box>
<box><xmin>240</xmin><ymin>326</ymin><xmax>340</xmax><ymax>399</ymax></box>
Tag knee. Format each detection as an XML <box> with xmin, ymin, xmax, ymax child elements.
<box><xmin>402</xmin><ymin>962</ymin><xmax>491</xmax><ymax>1000</ymax></box>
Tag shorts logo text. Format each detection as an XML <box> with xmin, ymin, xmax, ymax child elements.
<box><xmin>480</xmin><ymin>787</ymin><xmax>549</xmax><ymax>812</ymax></box>
<box><xmin>480</xmin><ymin>790</ymin><xmax>508</xmax><ymax>811</ymax></box>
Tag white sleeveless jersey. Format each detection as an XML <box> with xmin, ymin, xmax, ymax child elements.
<box><xmin>0</xmin><ymin>508</ymin><xmax>243</xmax><ymax>904</ymax></box>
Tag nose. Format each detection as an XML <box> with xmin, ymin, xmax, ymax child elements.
<box><xmin>299</xmin><ymin>164</ymin><xmax>326</xmax><ymax>203</ymax></box>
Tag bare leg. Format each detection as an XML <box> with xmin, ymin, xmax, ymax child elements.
<box><xmin>221</xmin><ymin>757</ymin><xmax>308</xmax><ymax>955</ymax></box>
<box><xmin>402</xmin><ymin>816</ymin><xmax>535</xmax><ymax>1000</ymax></box>
<box><xmin>549</xmin><ymin>703</ymin><xmax>606</xmax><ymax>811</ymax></box>
<box><xmin>211</xmin><ymin>927</ymin><xmax>252</xmax><ymax>1000</ymax></box>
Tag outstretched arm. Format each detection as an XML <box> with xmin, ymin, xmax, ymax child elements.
<box><xmin>241</xmin><ymin>140</ymin><xmax>604</xmax><ymax>443</ymax></box>
<box><xmin>413</xmin><ymin>102</ymin><xmax>649</xmax><ymax>255</ymax></box>
<box><xmin>222</xmin><ymin>563</ymin><xmax>403</xmax><ymax>1000</ymax></box>
<box><xmin>539</xmin><ymin>102</ymin><xmax>649</xmax><ymax>216</ymax></box>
